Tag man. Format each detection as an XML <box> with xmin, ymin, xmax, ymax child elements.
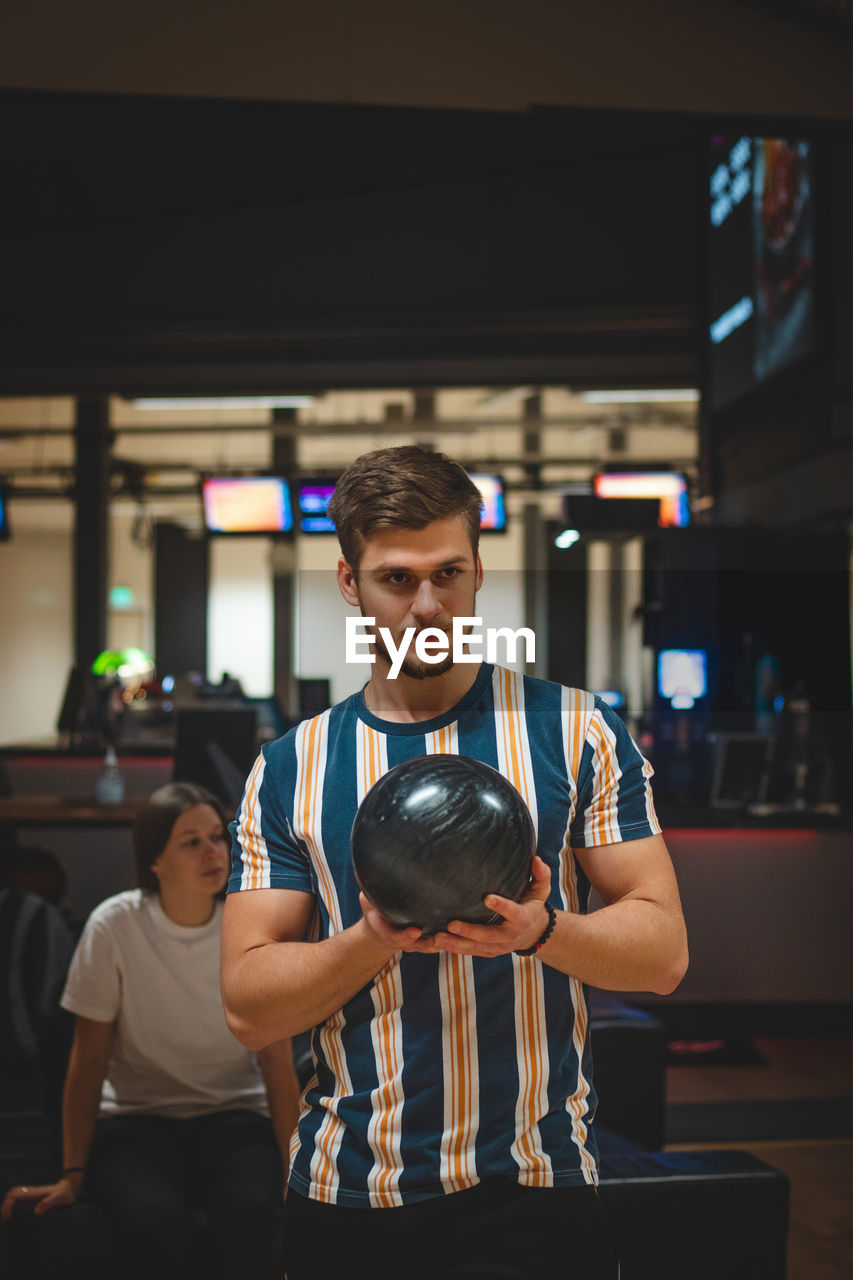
<box><xmin>221</xmin><ymin>445</ymin><xmax>688</xmax><ymax>1279</ymax></box>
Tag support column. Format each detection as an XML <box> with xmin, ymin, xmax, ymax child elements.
<box><xmin>586</xmin><ymin>540</ymin><xmax>613</xmax><ymax>693</ymax></box>
<box><xmin>608</xmin><ymin>539</ymin><xmax>625</xmax><ymax>695</ymax></box>
<box><xmin>522</xmin><ymin>391</ymin><xmax>547</xmax><ymax>677</ymax></box>
<box><xmin>272</xmin><ymin>408</ymin><xmax>298</xmax><ymax>719</ymax></box>
<box><xmin>522</xmin><ymin>391</ymin><xmax>542</xmax><ymax>492</ymax></box>
<box><xmin>74</xmin><ymin>396</ymin><xmax>111</xmax><ymax>672</ymax></box>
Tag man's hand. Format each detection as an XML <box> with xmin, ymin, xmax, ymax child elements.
<box><xmin>358</xmin><ymin>893</ymin><xmax>440</xmax><ymax>955</ymax></box>
<box><xmin>431</xmin><ymin>855</ymin><xmax>554</xmax><ymax>958</ymax></box>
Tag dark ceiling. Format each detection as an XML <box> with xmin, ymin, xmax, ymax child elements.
<box><xmin>0</xmin><ymin>92</ymin><xmax>714</xmax><ymax>395</ymax></box>
<box><xmin>0</xmin><ymin>87</ymin><xmax>848</xmax><ymax>396</ymax></box>
<box><xmin>736</xmin><ymin>0</ymin><xmax>853</xmax><ymax>48</ymax></box>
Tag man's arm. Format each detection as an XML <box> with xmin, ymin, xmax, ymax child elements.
<box><xmin>550</xmin><ymin>833</ymin><xmax>687</xmax><ymax>992</ymax></box>
<box><xmin>220</xmin><ymin>887</ymin><xmax>437</xmax><ymax>1050</ymax></box>
<box><xmin>429</xmin><ymin>835</ymin><xmax>688</xmax><ymax>995</ymax></box>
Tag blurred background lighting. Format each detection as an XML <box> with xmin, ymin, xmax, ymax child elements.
<box><xmin>554</xmin><ymin>528</ymin><xmax>581</xmax><ymax>549</ymax></box>
<box><xmin>578</xmin><ymin>388</ymin><xmax>699</xmax><ymax>403</ymax></box>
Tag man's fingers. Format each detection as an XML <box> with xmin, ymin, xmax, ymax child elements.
<box><xmin>435</xmin><ymin>934</ymin><xmax>505</xmax><ymax>957</ymax></box>
<box><xmin>522</xmin><ymin>857</ymin><xmax>552</xmax><ymax>900</ymax></box>
<box><xmin>531</xmin><ymin>855</ymin><xmax>551</xmax><ymax>884</ymax></box>
<box><xmin>359</xmin><ymin>892</ymin><xmax>422</xmax><ymax>943</ymax></box>
<box><xmin>484</xmin><ymin>893</ymin><xmax>522</xmax><ymax>919</ymax></box>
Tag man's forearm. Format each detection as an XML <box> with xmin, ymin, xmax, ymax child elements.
<box><xmin>224</xmin><ymin>919</ymin><xmax>399</xmax><ymax>1050</ymax></box>
<box><xmin>540</xmin><ymin>897</ymin><xmax>688</xmax><ymax>995</ymax></box>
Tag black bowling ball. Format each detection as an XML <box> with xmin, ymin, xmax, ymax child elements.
<box><xmin>351</xmin><ymin>753</ymin><xmax>536</xmax><ymax>935</ymax></box>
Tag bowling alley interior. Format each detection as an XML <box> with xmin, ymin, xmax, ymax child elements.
<box><xmin>1</xmin><ymin>4</ymin><xmax>852</xmax><ymax>1278</ymax></box>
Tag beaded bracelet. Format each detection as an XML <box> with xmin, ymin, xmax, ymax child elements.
<box><xmin>514</xmin><ymin>902</ymin><xmax>557</xmax><ymax>956</ymax></box>
<box><xmin>62</xmin><ymin>1167</ymin><xmax>86</xmax><ymax>1176</ymax></box>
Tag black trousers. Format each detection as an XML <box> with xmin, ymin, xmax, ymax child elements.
<box><xmin>282</xmin><ymin>1178</ymin><xmax>619</xmax><ymax>1280</ymax></box>
<box><xmin>9</xmin><ymin>1109</ymin><xmax>283</xmax><ymax>1280</ymax></box>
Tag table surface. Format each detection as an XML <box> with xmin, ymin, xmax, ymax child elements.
<box><xmin>0</xmin><ymin>795</ymin><xmax>147</xmax><ymax>825</ymax></box>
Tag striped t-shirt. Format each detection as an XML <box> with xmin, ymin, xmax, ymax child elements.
<box><xmin>228</xmin><ymin>662</ymin><xmax>661</xmax><ymax>1208</ymax></box>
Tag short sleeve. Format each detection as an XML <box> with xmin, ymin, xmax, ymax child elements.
<box><xmin>569</xmin><ymin>699</ymin><xmax>662</xmax><ymax>848</ymax></box>
<box><xmin>228</xmin><ymin>739</ymin><xmax>316</xmax><ymax>895</ymax></box>
<box><xmin>60</xmin><ymin>910</ymin><xmax>121</xmax><ymax>1023</ymax></box>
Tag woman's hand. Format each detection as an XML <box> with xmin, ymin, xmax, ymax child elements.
<box><xmin>0</xmin><ymin>1176</ymin><xmax>80</xmax><ymax>1219</ymax></box>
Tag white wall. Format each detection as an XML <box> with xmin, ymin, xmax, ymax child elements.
<box><xmin>107</xmin><ymin>504</ymin><xmax>155</xmax><ymax>658</ymax></box>
<box><xmin>472</xmin><ymin>515</ymin><xmax>529</xmax><ymax>670</ymax></box>
<box><xmin>0</xmin><ymin>501</ymin><xmax>160</xmax><ymax>746</ymax></box>
<box><xmin>0</xmin><ymin>496</ymin><xmax>279</xmax><ymax>742</ymax></box>
<box><xmin>294</xmin><ymin>534</ymin><xmax>359</xmax><ymax>706</ymax></box>
<box><xmin>0</xmin><ymin>501</ymin><xmax>74</xmax><ymax>746</ymax></box>
<box><xmin>207</xmin><ymin>536</ymin><xmax>274</xmax><ymax>696</ymax></box>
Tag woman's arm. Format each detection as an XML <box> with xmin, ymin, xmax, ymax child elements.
<box><xmin>257</xmin><ymin>1038</ymin><xmax>302</xmax><ymax>1184</ymax></box>
<box><xmin>60</xmin><ymin>1015</ymin><xmax>114</xmax><ymax>1193</ymax></box>
<box><xmin>1</xmin><ymin>1014</ymin><xmax>114</xmax><ymax>1219</ymax></box>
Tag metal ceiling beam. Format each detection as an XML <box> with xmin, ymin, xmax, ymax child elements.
<box><xmin>6</xmin><ymin>456</ymin><xmax>699</xmax><ymax>500</ymax></box>
<box><xmin>0</xmin><ymin>411</ymin><xmax>697</xmax><ymax>440</ymax></box>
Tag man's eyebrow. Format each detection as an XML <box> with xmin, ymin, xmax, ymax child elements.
<box><xmin>368</xmin><ymin>558</ymin><xmax>471</xmax><ymax>573</ymax></box>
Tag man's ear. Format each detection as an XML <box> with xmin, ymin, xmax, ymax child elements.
<box><xmin>337</xmin><ymin>557</ymin><xmax>360</xmax><ymax>607</ymax></box>
<box><xmin>475</xmin><ymin>553</ymin><xmax>484</xmax><ymax>593</ymax></box>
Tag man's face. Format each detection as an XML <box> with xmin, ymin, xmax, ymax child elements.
<box><xmin>338</xmin><ymin>516</ymin><xmax>483</xmax><ymax>680</ymax></box>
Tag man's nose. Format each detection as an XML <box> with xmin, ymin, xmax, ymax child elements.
<box><xmin>411</xmin><ymin>578</ymin><xmax>442</xmax><ymax>619</ymax></box>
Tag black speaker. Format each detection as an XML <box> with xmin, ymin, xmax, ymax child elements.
<box><xmin>562</xmin><ymin>494</ymin><xmax>661</xmax><ymax>534</ymax></box>
<box><xmin>173</xmin><ymin>707</ymin><xmax>258</xmax><ymax>808</ymax></box>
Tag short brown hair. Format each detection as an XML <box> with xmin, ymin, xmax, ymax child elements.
<box><xmin>134</xmin><ymin>782</ymin><xmax>228</xmax><ymax>894</ymax></box>
<box><xmin>327</xmin><ymin>446</ymin><xmax>484</xmax><ymax>569</ymax></box>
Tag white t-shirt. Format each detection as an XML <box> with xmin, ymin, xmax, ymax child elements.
<box><xmin>61</xmin><ymin>889</ymin><xmax>268</xmax><ymax>1120</ymax></box>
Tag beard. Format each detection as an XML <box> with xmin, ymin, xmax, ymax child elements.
<box><xmin>374</xmin><ymin>625</ymin><xmax>456</xmax><ymax>680</ymax></box>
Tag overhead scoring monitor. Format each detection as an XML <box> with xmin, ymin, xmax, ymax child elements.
<box><xmin>201</xmin><ymin>476</ymin><xmax>293</xmax><ymax>534</ymax></box>
<box><xmin>468</xmin><ymin>473</ymin><xmax>507</xmax><ymax>532</ymax></box>
<box><xmin>707</xmin><ymin>133</ymin><xmax>815</xmax><ymax>410</ymax></box>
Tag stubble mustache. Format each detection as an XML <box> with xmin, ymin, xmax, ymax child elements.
<box><xmin>374</xmin><ymin>625</ymin><xmax>455</xmax><ymax>680</ymax></box>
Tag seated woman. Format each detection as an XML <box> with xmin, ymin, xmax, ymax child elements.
<box><xmin>1</xmin><ymin>781</ymin><xmax>299</xmax><ymax>1280</ymax></box>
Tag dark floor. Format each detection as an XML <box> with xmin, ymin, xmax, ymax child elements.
<box><xmin>3</xmin><ymin>1031</ymin><xmax>850</xmax><ymax>1278</ymax></box>
<box><xmin>664</xmin><ymin>1037</ymin><xmax>853</xmax><ymax>1280</ymax></box>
